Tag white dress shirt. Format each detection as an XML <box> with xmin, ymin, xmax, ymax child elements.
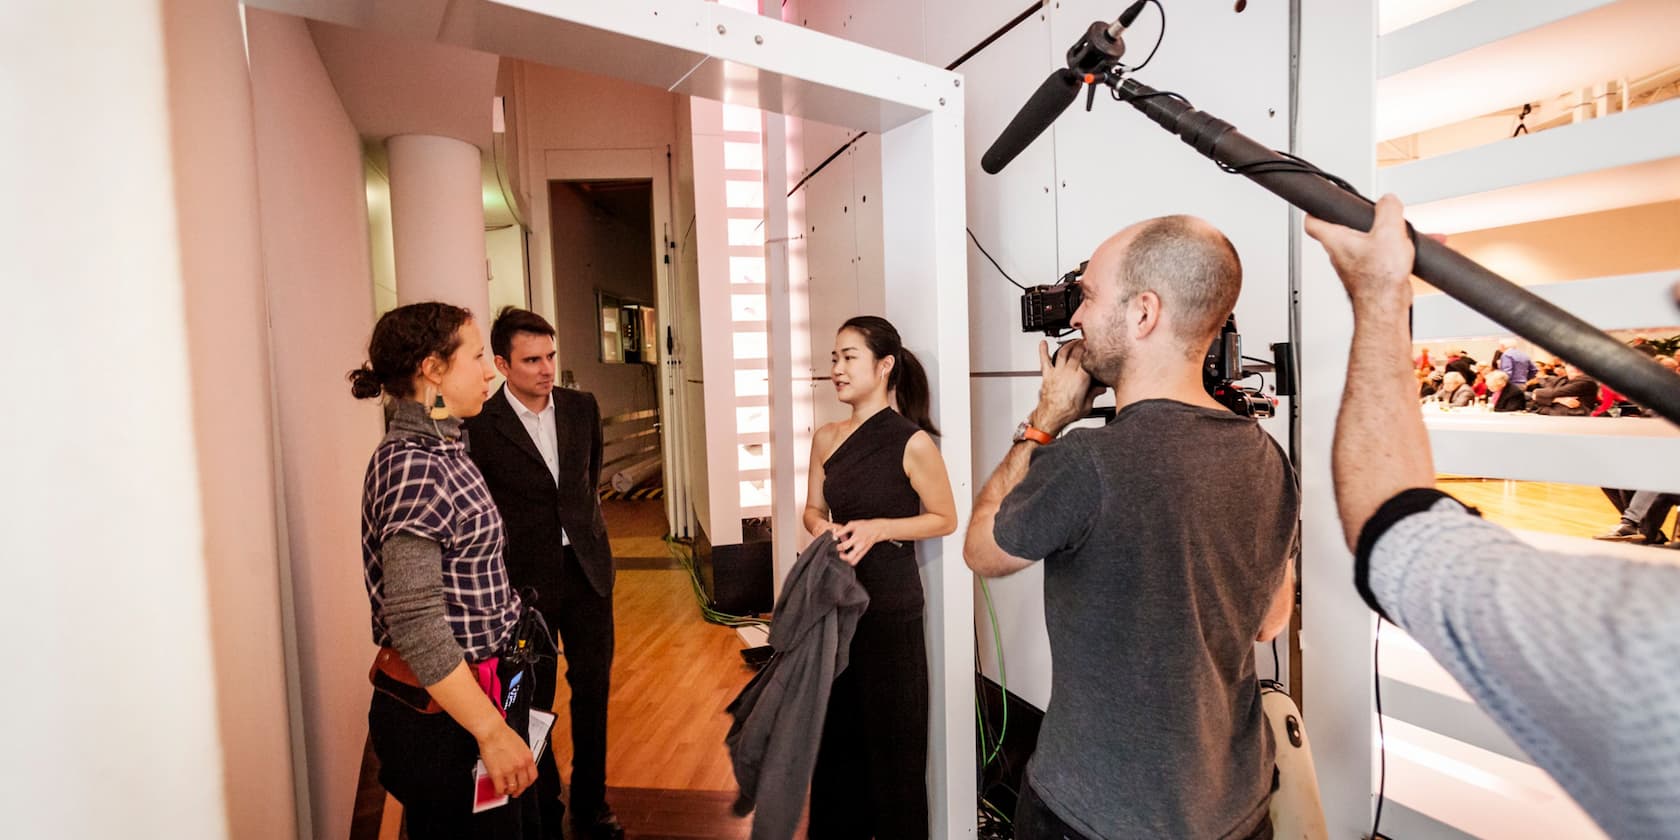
<box><xmin>505</xmin><ymin>386</ymin><xmax>569</xmax><ymax>545</ymax></box>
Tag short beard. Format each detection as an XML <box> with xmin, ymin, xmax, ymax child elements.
<box><xmin>1081</xmin><ymin>329</ymin><xmax>1127</xmax><ymax>387</ymax></box>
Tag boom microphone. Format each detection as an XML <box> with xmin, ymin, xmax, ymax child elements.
<box><xmin>981</xmin><ymin>1</ymin><xmax>1147</xmax><ymax>175</ymax></box>
<box><xmin>981</xmin><ymin>68</ymin><xmax>1082</xmax><ymax>174</ymax></box>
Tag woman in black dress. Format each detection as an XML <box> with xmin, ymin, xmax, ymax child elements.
<box><xmin>801</xmin><ymin>315</ymin><xmax>958</xmax><ymax>839</ymax></box>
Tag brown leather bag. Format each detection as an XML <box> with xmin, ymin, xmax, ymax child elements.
<box><xmin>369</xmin><ymin>647</ymin><xmax>443</xmax><ymax>714</ymax></box>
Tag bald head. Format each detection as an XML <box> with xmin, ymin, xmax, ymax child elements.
<box><xmin>1103</xmin><ymin>215</ymin><xmax>1242</xmax><ymax>352</ymax></box>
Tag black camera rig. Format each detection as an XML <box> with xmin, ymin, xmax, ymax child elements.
<box><xmin>1021</xmin><ymin>262</ymin><xmax>1288</xmax><ymax>419</ymax></box>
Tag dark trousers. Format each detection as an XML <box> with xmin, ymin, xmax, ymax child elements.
<box><xmin>368</xmin><ymin>660</ymin><xmax>540</xmax><ymax>840</ymax></box>
<box><xmin>1014</xmin><ymin>781</ymin><xmax>1274</xmax><ymax>840</ymax></box>
<box><xmin>809</xmin><ymin>610</ymin><xmax>930</xmax><ymax>840</ymax></box>
<box><xmin>529</xmin><ymin>545</ymin><xmax>616</xmax><ymax>826</ymax></box>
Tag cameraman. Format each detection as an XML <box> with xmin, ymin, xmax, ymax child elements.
<box><xmin>965</xmin><ymin>216</ymin><xmax>1300</xmax><ymax>840</ymax></box>
<box><xmin>1307</xmin><ymin>195</ymin><xmax>1680</xmax><ymax>839</ymax></box>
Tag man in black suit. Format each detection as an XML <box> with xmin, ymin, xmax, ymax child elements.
<box><xmin>464</xmin><ymin>308</ymin><xmax>623</xmax><ymax>840</ymax></box>
<box><xmin>1531</xmin><ymin>363</ymin><xmax>1600</xmax><ymax>416</ymax></box>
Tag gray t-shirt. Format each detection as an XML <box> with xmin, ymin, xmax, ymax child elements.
<box><xmin>995</xmin><ymin>399</ymin><xmax>1300</xmax><ymax>839</ymax></box>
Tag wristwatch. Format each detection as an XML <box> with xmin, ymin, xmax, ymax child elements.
<box><xmin>1013</xmin><ymin>420</ymin><xmax>1054</xmax><ymax>445</ymax></box>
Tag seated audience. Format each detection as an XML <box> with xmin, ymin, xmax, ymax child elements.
<box><xmin>1592</xmin><ymin>384</ymin><xmax>1630</xmax><ymax>417</ymax></box>
<box><xmin>1445</xmin><ymin>350</ymin><xmax>1476</xmax><ymax>381</ymax></box>
<box><xmin>1495</xmin><ymin>338</ymin><xmax>1538</xmax><ymax>389</ymax></box>
<box><xmin>1484</xmin><ymin>370</ymin><xmax>1526</xmax><ymax>412</ymax></box>
<box><xmin>1435</xmin><ymin>371</ymin><xmax>1474</xmax><ymax>407</ymax></box>
<box><xmin>1531</xmin><ymin>364</ymin><xmax>1598</xmax><ymax>416</ymax></box>
<box><xmin>1417</xmin><ymin>369</ymin><xmax>1438</xmax><ymax>400</ymax></box>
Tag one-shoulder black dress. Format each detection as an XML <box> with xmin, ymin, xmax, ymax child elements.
<box><xmin>808</xmin><ymin>407</ymin><xmax>930</xmax><ymax>839</ymax></box>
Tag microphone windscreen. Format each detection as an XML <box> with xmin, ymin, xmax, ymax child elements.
<box><xmin>981</xmin><ymin>68</ymin><xmax>1082</xmax><ymax>175</ymax></box>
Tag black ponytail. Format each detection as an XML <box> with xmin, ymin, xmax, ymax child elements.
<box><xmin>840</xmin><ymin>315</ymin><xmax>940</xmax><ymax>437</ymax></box>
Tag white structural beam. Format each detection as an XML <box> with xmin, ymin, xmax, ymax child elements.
<box><xmin>1426</xmin><ymin>412</ymin><xmax>1680</xmax><ymax>493</ymax></box>
<box><xmin>1412</xmin><ymin>270</ymin><xmax>1680</xmax><ymax>340</ymax></box>
<box><xmin>882</xmin><ymin>95</ymin><xmax>976</xmax><ymax>840</ymax></box>
<box><xmin>1381</xmin><ymin>98</ymin><xmax>1680</xmax><ymax>233</ymax></box>
<box><xmin>1379</xmin><ymin>0</ymin><xmax>1616</xmax><ymax>79</ymax></box>
<box><xmin>246</xmin><ymin>0</ymin><xmax>946</xmax><ymax>132</ymax></box>
<box><xmin>1377</xmin><ymin>0</ymin><xmax>1680</xmax><ymax>139</ymax></box>
<box><xmin>1296</xmin><ymin>1</ymin><xmax>1380</xmax><ymax>837</ymax></box>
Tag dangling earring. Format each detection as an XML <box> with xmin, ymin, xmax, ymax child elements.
<box><xmin>428</xmin><ymin>387</ymin><xmax>450</xmax><ymax>420</ymax></box>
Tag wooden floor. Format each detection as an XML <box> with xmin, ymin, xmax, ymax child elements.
<box><xmin>359</xmin><ymin>497</ymin><xmax>769</xmax><ymax>839</ymax></box>
<box><xmin>549</xmin><ymin>569</ymin><xmax>757</xmax><ymax>792</ymax></box>
<box><xmin>604</xmin><ymin>499</ymin><xmax>677</xmax><ymax>563</ymax></box>
<box><xmin>1439</xmin><ymin>476</ymin><xmax>1677</xmax><ymax>539</ymax></box>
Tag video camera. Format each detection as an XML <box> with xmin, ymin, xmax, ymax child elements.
<box><xmin>1021</xmin><ymin>264</ymin><xmax>1285</xmax><ymax>419</ymax></box>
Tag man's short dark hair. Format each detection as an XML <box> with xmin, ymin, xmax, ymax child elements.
<box><xmin>491</xmin><ymin>306</ymin><xmax>556</xmax><ymax>361</ymax></box>
<box><xmin>1116</xmin><ymin>215</ymin><xmax>1242</xmax><ymax>353</ymax></box>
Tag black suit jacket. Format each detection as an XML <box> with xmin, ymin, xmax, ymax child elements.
<box><xmin>1491</xmin><ymin>385</ymin><xmax>1528</xmax><ymax>412</ymax></box>
<box><xmin>464</xmin><ymin>385</ymin><xmax>613</xmax><ymax>597</ymax></box>
<box><xmin>1532</xmin><ymin>377</ymin><xmax>1599</xmax><ymax>417</ymax></box>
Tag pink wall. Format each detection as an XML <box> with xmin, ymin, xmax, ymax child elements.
<box><xmin>162</xmin><ymin>0</ymin><xmax>298</xmax><ymax>837</ymax></box>
<box><xmin>247</xmin><ymin>10</ymin><xmax>382</xmax><ymax>837</ymax></box>
<box><xmin>508</xmin><ymin>61</ymin><xmax>676</xmax><ymax>335</ymax></box>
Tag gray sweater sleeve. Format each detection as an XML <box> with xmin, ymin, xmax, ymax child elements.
<box><xmin>1361</xmin><ymin>494</ymin><xmax>1680</xmax><ymax>839</ymax></box>
<box><xmin>381</xmin><ymin>532</ymin><xmax>465</xmax><ymax>686</ymax></box>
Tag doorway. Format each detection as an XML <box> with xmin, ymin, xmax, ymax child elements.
<box><xmin>548</xmin><ymin>177</ymin><xmax>668</xmax><ymax>554</ymax></box>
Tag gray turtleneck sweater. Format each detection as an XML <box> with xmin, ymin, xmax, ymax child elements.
<box><xmin>380</xmin><ymin>401</ymin><xmax>465</xmax><ymax>686</ymax></box>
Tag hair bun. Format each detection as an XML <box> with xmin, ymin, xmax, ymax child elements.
<box><xmin>348</xmin><ymin>365</ymin><xmax>383</xmax><ymax>400</ymax></box>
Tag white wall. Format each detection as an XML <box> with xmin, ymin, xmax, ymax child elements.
<box><xmin>783</xmin><ymin>0</ymin><xmax>1298</xmax><ymax>709</ymax></box>
<box><xmin>165</xmin><ymin>0</ymin><xmax>300</xmax><ymax>836</ymax></box>
<box><xmin>508</xmin><ymin>61</ymin><xmax>677</xmax><ymax>335</ymax></box>
<box><xmin>487</xmin><ymin>223</ymin><xmax>528</xmax><ymax>316</ymax></box>
<box><xmin>247</xmin><ymin>11</ymin><xmax>383</xmax><ymax>838</ymax></box>
<box><xmin>1</xmin><ymin>2</ymin><xmax>229</xmax><ymax>836</ymax></box>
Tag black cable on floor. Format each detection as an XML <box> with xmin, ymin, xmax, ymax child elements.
<box><xmin>1371</xmin><ymin>620</ymin><xmax>1387</xmax><ymax>840</ymax></box>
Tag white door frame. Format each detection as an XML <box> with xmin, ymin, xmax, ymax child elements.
<box><xmin>536</xmin><ymin>148</ymin><xmax>688</xmax><ymax>539</ymax></box>
<box><xmin>242</xmin><ymin>1</ymin><xmax>975</xmax><ymax>832</ymax></box>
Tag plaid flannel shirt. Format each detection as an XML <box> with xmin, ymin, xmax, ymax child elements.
<box><xmin>361</xmin><ymin>423</ymin><xmax>520</xmax><ymax>661</ymax></box>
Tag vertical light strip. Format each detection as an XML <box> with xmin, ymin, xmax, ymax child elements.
<box><xmin>711</xmin><ymin>4</ymin><xmax>771</xmax><ymax>511</ymax></box>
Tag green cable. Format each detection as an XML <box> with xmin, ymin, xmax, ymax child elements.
<box><xmin>664</xmin><ymin>535</ymin><xmax>769</xmax><ymax>628</ymax></box>
<box><xmin>979</xmin><ymin>577</ymin><xmax>1008</xmax><ymax>768</ymax></box>
<box><xmin>981</xmin><ymin>795</ymin><xmax>1013</xmax><ymax>825</ymax></box>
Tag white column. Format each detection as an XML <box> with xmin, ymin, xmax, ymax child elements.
<box><xmin>882</xmin><ymin>100</ymin><xmax>976</xmax><ymax>840</ymax></box>
<box><xmin>1297</xmin><ymin>1</ymin><xmax>1380</xmax><ymax>837</ymax></box>
<box><xmin>387</xmin><ymin>133</ymin><xmax>491</xmax><ymax>324</ymax></box>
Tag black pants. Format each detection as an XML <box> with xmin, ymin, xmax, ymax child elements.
<box><xmin>1014</xmin><ymin>781</ymin><xmax>1274</xmax><ymax>840</ymax></box>
<box><xmin>368</xmin><ymin>660</ymin><xmax>540</xmax><ymax>840</ymax></box>
<box><xmin>529</xmin><ymin>546</ymin><xmax>616</xmax><ymax>826</ymax></box>
<box><xmin>809</xmin><ymin>610</ymin><xmax>929</xmax><ymax>840</ymax></box>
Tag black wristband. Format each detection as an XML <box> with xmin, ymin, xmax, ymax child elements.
<box><xmin>1353</xmin><ymin>488</ymin><xmax>1480</xmax><ymax>623</ymax></box>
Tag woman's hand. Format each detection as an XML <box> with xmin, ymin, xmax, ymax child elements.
<box><xmin>474</xmin><ymin>720</ymin><xmax>538</xmax><ymax>797</ymax></box>
<box><xmin>814</xmin><ymin>519</ymin><xmax>846</xmax><ymax>540</ymax></box>
<box><xmin>836</xmin><ymin>519</ymin><xmax>893</xmax><ymax>565</ymax></box>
